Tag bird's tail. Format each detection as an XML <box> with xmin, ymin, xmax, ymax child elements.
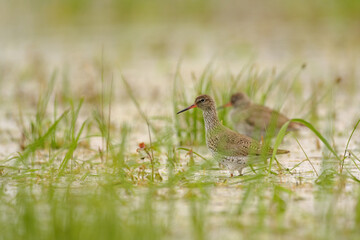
<box><xmin>275</xmin><ymin>149</ymin><xmax>290</xmax><ymax>154</ymax></box>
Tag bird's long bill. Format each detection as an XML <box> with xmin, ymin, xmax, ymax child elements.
<box><xmin>217</xmin><ymin>102</ymin><xmax>232</xmax><ymax>110</ymax></box>
<box><xmin>177</xmin><ymin>104</ymin><xmax>197</xmax><ymax>114</ymax></box>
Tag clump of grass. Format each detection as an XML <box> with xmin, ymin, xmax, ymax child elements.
<box><xmin>18</xmin><ymin>71</ymin><xmax>57</xmax><ymax>151</ymax></box>
<box><xmin>16</xmin><ymin>110</ymin><xmax>68</xmax><ymax>167</ymax></box>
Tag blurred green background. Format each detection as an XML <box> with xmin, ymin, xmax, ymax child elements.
<box><xmin>1</xmin><ymin>0</ymin><xmax>359</xmax><ymax>40</ymax></box>
<box><xmin>2</xmin><ymin>0</ymin><xmax>360</xmax><ymax>26</ymax></box>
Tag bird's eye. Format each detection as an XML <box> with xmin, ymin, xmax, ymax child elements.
<box><xmin>199</xmin><ymin>99</ymin><xmax>205</xmax><ymax>103</ymax></box>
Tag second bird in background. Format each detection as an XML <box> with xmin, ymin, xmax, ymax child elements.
<box><xmin>218</xmin><ymin>92</ymin><xmax>304</xmax><ymax>140</ymax></box>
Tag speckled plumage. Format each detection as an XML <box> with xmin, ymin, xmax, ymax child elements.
<box><xmin>177</xmin><ymin>94</ymin><xmax>289</xmax><ymax>176</ymax></box>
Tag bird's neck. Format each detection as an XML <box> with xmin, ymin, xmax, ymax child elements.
<box><xmin>202</xmin><ymin>107</ymin><xmax>221</xmax><ymax>132</ymax></box>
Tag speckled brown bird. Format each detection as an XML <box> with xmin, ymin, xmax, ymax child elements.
<box><xmin>177</xmin><ymin>94</ymin><xmax>289</xmax><ymax>176</ymax></box>
<box><xmin>219</xmin><ymin>92</ymin><xmax>304</xmax><ymax>139</ymax></box>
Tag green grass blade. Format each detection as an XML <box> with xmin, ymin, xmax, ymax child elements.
<box><xmin>121</xmin><ymin>74</ymin><xmax>153</xmax><ymax>131</ymax></box>
<box><xmin>18</xmin><ymin>110</ymin><xmax>69</xmax><ymax>165</ymax></box>
<box><xmin>268</xmin><ymin>121</ymin><xmax>290</xmax><ymax>174</ymax></box>
<box><xmin>340</xmin><ymin>118</ymin><xmax>360</xmax><ymax>173</ymax></box>
<box><xmin>269</xmin><ymin>118</ymin><xmax>341</xmax><ymax>175</ymax></box>
<box><xmin>58</xmin><ymin>120</ymin><xmax>88</xmax><ymax>175</ymax></box>
<box><xmin>291</xmin><ymin>118</ymin><xmax>340</xmax><ymax>161</ymax></box>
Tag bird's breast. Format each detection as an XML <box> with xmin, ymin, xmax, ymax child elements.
<box><xmin>206</xmin><ymin>132</ymin><xmax>220</xmax><ymax>155</ymax></box>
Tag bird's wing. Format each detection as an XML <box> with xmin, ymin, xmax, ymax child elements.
<box><xmin>215</xmin><ymin>127</ymin><xmax>270</xmax><ymax>157</ymax></box>
<box><xmin>246</xmin><ymin>105</ymin><xmax>290</xmax><ymax>129</ymax></box>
